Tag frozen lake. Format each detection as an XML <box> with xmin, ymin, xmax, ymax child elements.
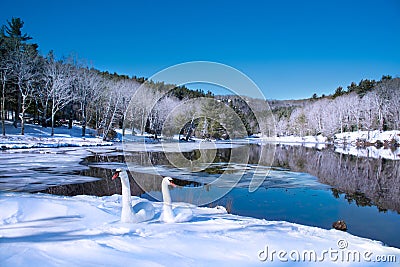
<box><xmin>1</xmin><ymin>142</ymin><xmax>399</xmax><ymax>248</ymax></box>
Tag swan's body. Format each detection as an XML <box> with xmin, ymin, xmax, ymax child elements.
<box><xmin>160</xmin><ymin>177</ymin><xmax>193</xmax><ymax>223</ymax></box>
<box><xmin>112</xmin><ymin>169</ymin><xmax>155</xmax><ymax>223</ymax></box>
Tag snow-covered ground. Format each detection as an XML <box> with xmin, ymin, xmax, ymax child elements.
<box><xmin>1</xmin><ymin>192</ymin><xmax>399</xmax><ymax>266</ymax></box>
<box><xmin>334</xmin><ymin>130</ymin><xmax>400</xmax><ymax>146</ymax></box>
<box><xmin>256</xmin><ymin>135</ymin><xmax>328</xmax><ymax>150</ymax></box>
<box><xmin>333</xmin><ymin>130</ymin><xmax>400</xmax><ymax>160</ymax></box>
<box><xmin>256</xmin><ymin>131</ymin><xmax>400</xmax><ymax>160</ymax></box>
<box><xmin>0</xmin><ymin>121</ymin><xmax>113</xmax><ymax>149</ymax></box>
<box><xmin>335</xmin><ymin>146</ymin><xmax>400</xmax><ymax>161</ymax></box>
<box><xmin>1</xmin><ymin>123</ymin><xmax>400</xmax><ymax>265</ymax></box>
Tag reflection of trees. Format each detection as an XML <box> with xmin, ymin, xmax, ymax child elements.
<box><xmin>43</xmin><ymin>168</ymin><xmax>145</xmax><ymax>197</ymax></box>
<box><xmin>43</xmin><ymin>145</ymin><xmax>399</xmax><ymax>213</ymax></box>
<box><xmin>272</xmin><ymin>145</ymin><xmax>400</xmax><ymax>213</ymax></box>
<box><xmin>44</xmin><ymin>149</ymin><xmax>208</xmax><ymax>196</ymax></box>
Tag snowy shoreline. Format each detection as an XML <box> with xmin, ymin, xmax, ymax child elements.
<box><xmin>0</xmin><ymin>135</ymin><xmax>113</xmax><ymax>150</ymax></box>
<box><xmin>1</xmin><ymin>123</ymin><xmax>400</xmax><ymax>265</ymax></box>
<box><xmin>1</xmin><ymin>192</ymin><xmax>399</xmax><ymax>266</ymax></box>
<box><xmin>0</xmin><ymin>122</ymin><xmax>113</xmax><ymax>150</ymax></box>
<box><xmin>256</xmin><ymin>130</ymin><xmax>400</xmax><ymax>160</ymax></box>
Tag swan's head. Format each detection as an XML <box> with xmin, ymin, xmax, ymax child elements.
<box><xmin>112</xmin><ymin>168</ymin><xmax>122</xmax><ymax>180</ymax></box>
<box><xmin>162</xmin><ymin>176</ymin><xmax>177</xmax><ymax>187</ymax></box>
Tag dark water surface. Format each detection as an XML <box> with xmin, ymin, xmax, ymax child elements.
<box><xmin>1</xmin><ymin>143</ymin><xmax>399</xmax><ymax>248</ymax></box>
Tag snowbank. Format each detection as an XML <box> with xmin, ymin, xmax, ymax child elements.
<box><xmin>0</xmin><ymin>135</ymin><xmax>112</xmax><ymax>149</ymax></box>
<box><xmin>0</xmin><ymin>192</ymin><xmax>399</xmax><ymax>266</ymax></box>
<box><xmin>272</xmin><ymin>135</ymin><xmax>328</xmax><ymax>144</ymax></box>
<box><xmin>333</xmin><ymin>130</ymin><xmax>400</xmax><ymax>160</ymax></box>
<box><xmin>256</xmin><ymin>135</ymin><xmax>329</xmax><ymax>149</ymax></box>
<box><xmin>335</xmin><ymin>146</ymin><xmax>400</xmax><ymax>161</ymax></box>
<box><xmin>0</xmin><ymin>121</ymin><xmax>112</xmax><ymax>149</ymax></box>
<box><xmin>334</xmin><ymin>130</ymin><xmax>400</xmax><ymax>146</ymax></box>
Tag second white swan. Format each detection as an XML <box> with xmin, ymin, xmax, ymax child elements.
<box><xmin>160</xmin><ymin>177</ymin><xmax>193</xmax><ymax>223</ymax></box>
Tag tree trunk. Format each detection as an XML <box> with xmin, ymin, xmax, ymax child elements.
<box><xmin>1</xmin><ymin>77</ymin><xmax>6</xmax><ymax>136</ymax></box>
<box><xmin>122</xmin><ymin>113</ymin><xmax>125</xmax><ymax>137</ymax></box>
<box><xmin>68</xmin><ymin>109</ymin><xmax>73</xmax><ymax>129</ymax></box>
<box><xmin>15</xmin><ymin>91</ymin><xmax>22</xmax><ymax>127</ymax></box>
<box><xmin>41</xmin><ymin>101</ymin><xmax>48</xmax><ymax>127</ymax></box>
<box><xmin>81</xmin><ymin>102</ymin><xmax>86</xmax><ymax>137</ymax></box>
<box><xmin>131</xmin><ymin>122</ymin><xmax>135</xmax><ymax>135</ymax></box>
<box><xmin>20</xmin><ymin>96</ymin><xmax>26</xmax><ymax>135</ymax></box>
<box><xmin>103</xmin><ymin>101</ymin><xmax>118</xmax><ymax>141</ymax></box>
<box><xmin>50</xmin><ymin>95</ymin><xmax>56</xmax><ymax>136</ymax></box>
<box><xmin>51</xmin><ymin>112</ymin><xmax>55</xmax><ymax>136</ymax></box>
<box><xmin>141</xmin><ymin>107</ymin><xmax>145</xmax><ymax>135</ymax></box>
<box><xmin>82</xmin><ymin>119</ymin><xmax>86</xmax><ymax>136</ymax></box>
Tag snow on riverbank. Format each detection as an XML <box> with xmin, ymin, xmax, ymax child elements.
<box><xmin>257</xmin><ymin>135</ymin><xmax>328</xmax><ymax>150</ymax></box>
<box><xmin>0</xmin><ymin>192</ymin><xmax>399</xmax><ymax>266</ymax></box>
<box><xmin>333</xmin><ymin>130</ymin><xmax>400</xmax><ymax>160</ymax></box>
<box><xmin>0</xmin><ymin>121</ymin><xmax>112</xmax><ymax>149</ymax></box>
<box><xmin>257</xmin><ymin>131</ymin><xmax>400</xmax><ymax>160</ymax></box>
<box><xmin>335</xmin><ymin>146</ymin><xmax>400</xmax><ymax>161</ymax></box>
<box><xmin>334</xmin><ymin>130</ymin><xmax>400</xmax><ymax>146</ymax></box>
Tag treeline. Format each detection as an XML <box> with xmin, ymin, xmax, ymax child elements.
<box><xmin>0</xmin><ymin>18</ymin><xmax>212</xmax><ymax>139</ymax></box>
<box><xmin>271</xmin><ymin>76</ymin><xmax>400</xmax><ymax>138</ymax></box>
<box><xmin>1</xmin><ymin>17</ymin><xmax>397</xmax><ymax>141</ymax></box>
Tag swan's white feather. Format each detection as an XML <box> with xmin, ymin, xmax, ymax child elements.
<box><xmin>131</xmin><ymin>201</ymin><xmax>155</xmax><ymax>223</ymax></box>
<box><xmin>160</xmin><ymin>177</ymin><xmax>194</xmax><ymax>223</ymax></box>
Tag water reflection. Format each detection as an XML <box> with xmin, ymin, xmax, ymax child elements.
<box><xmin>272</xmin><ymin>145</ymin><xmax>400</xmax><ymax>213</ymax></box>
<box><xmin>5</xmin><ymin>144</ymin><xmax>399</xmax><ymax>247</ymax></box>
<box><xmin>40</xmin><ymin>144</ymin><xmax>400</xmax><ymax>215</ymax></box>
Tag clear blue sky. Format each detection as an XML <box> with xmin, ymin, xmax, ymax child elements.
<box><xmin>1</xmin><ymin>0</ymin><xmax>399</xmax><ymax>99</ymax></box>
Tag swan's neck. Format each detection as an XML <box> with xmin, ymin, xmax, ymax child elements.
<box><xmin>161</xmin><ymin>180</ymin><xmax>172</xmax><ymax>205</ymax></box>
<box><xmin>120</xmin><ymin>172</ymin><xmax>134</xmax><ymax>222</ymax></box>
<box><xmin>161</xmin><ymin>180</ymin><xmax>174</xmax><ymax>222</ymax></box>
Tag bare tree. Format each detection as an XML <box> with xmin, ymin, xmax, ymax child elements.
<box><xmin>9</xmin><ymin>48</ymin><xmax>40</xmax><ymax>135</ymax></box>
<box><xmin>0</xmin><ymin>60</ymin><xmax>12</xmax><ymax>136</ymax></box>
<box><xmin>118</xmin><ymin>79</ymin><xmax>138</xmax><ymax>137</ymax></box>
<box><xmin>376</xmin><ymin>78</ymin><xmax>400</xmax><ymax>130</ymax></box>
<box><xmin>150</xmin><ymin>94</ymin><xmax>181</xmax><ymax>138</ymax></box>
<box><xmin>74</xmin><ymin>65</ymin><xmax>103</xmax><ymax>136</ymax></box>
<box><xmin>128</xmin><ymin>85</ymin><xmax>164</xmax><ymax>135</ymax></box>
<box><xmin>42</xmin><ymin>53</ymin><xmax>75</xmax><ymax>136</ymax></box>
<box><xmin>100</xmin><ymin>79</ymin><xmax>126</xmax><ymax>140</ymax></box>
<box><xmin>360</xmin><ymin>91</ymin><xmax>379</xmax><ymax>138</ymax></box>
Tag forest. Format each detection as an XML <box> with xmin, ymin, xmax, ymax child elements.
<box><xmin>1</xmin><ymin>17</ymin><xmax>399</xmax><ymax>141</ymax></box>
<box><xmin>0</xmin><ymin>18</ymin><xmax>213</xmax><ymax>140</ymax></box>
<box><xmin>270</xmin><ymin>76</ymin><xmax>400</xmax><ymax>138</ymax></box>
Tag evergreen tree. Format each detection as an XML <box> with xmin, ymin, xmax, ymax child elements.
<box><xmin>333</xmin><ymin>86</ymin><xmax>344</xmax><ymax>98</ymax></box>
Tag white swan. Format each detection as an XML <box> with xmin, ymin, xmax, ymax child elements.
<box><xmin>111</xmin><ymin>169</ymin><xmax>155</xmax><ymax>223</ymax></box>
<box><xmin>160</xmin><ymin>177</ymin><xmax>193</xmax><ymax>223</ymax></box>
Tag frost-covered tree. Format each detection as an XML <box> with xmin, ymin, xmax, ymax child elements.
<box><xmin>9</xmin><ymin>47</ymin><xmax>40</xmax><ymax>135</ymax></box>
<box><xmin>375</xmin><ymin>78</ymin><xmax>400</xmax><ymax>130</ymax></box>
<box><xmin>75</xmin><ymin>66</ymin><xmax>104</xmax><ymax>136</ymax></box>
<box><xmin>1</xmin><ymin>17</ymin><xmax>38</xmax><ymax>135</ymax></box>
<box><xmin>0</xmin><ymin>51</ymin><xmax>12</xmax><ymax>136</ymax></box>
<box><xmin>42</xmin><ymin>52</ymin><xmax>75</xmax><ymax>136</ymax></box>
<box><xmin>360</xmin><ymin>91</ymin><xmax>379</xmax><ymax>137</ymax></box>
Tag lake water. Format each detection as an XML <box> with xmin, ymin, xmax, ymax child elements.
<box><xmin>1</xmin><ymin>142</ymin><xmax>399</xmax><ymax>248</ymax></box>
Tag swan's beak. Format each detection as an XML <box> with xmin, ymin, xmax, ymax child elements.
<box><xmin>169</xmin><ymin>180</ymin><xmax>177</xmax><ymax>187</ymax></box>
<box><xmin>112</xmin><ymin>171</ymin><xmax>120</xmax><ymax>180</ymax></box>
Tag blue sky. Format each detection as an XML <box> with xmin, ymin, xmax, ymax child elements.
<box><xmin>1</xmin><ymin>0</ymin><xmax>399</xmax><ymax>99</ymax></box>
